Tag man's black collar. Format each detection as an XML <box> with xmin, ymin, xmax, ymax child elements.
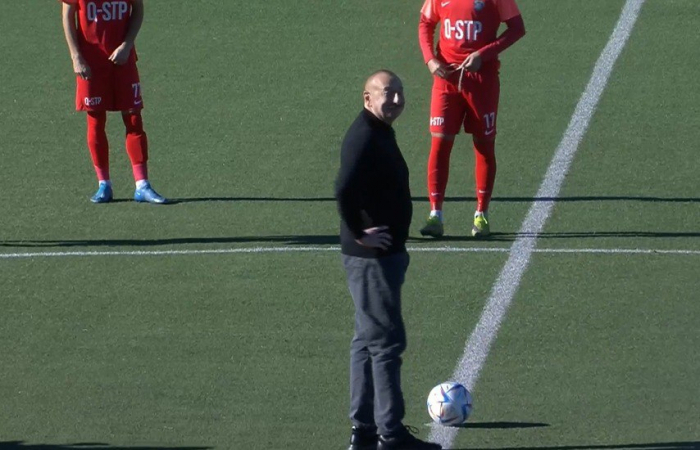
<box><xmin>361</xmin><ymin>108</ymin><xmax>393</xmax><ymax>130</ymax></box>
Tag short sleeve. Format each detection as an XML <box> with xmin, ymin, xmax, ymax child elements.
<box><xmin>420</xmin><ymin>0</ymin><xmax>439</xmax><ymax>22</ymax></box>
<box><xmin>496</xmin><ymin>0</ymin><xmax>521</xmax><ymax>22</ymax></box>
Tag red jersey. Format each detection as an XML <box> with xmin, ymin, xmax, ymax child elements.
<box><xmin>62</xmin><ymin>0</ymin><xmax>135</xmax><ymax>67</ymax></box>
<box><xmin>420</xmin><ymin>0</ymin><xmax>520</xmax><ymax>65</ymax></box>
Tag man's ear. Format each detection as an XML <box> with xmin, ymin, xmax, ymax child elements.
<box><xmin>363</xmin><ymin>91</ymin><xmax>370</xmax><ymax>104</ymax></box>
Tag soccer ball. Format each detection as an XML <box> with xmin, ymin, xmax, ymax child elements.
<box><xmin>427</xmin><ymin>382</ymin><xmax>472</xmax><ymax>426</ymax></box>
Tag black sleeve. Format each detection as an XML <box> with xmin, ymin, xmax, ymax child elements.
<box><xmin>336</xmin><ymin>134</ymin><xmax>372</xmax><ymax>240</ymax></box>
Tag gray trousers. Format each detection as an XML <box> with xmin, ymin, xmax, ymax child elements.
<box><xmin>342</xmin><ymin>251</ymin><xmax>410</xmax><ymax>436</ymax></box>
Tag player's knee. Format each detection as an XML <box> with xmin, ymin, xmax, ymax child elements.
<box><xmin>86</xmin><ymin>111</ymin><xmax>107</xmax><ymax>131</ymax></box>
<box><xmin>473</xmin><ymin>135</ymin><xmax>496</xmax><ymax>144</ymax></box>
<box><xmin>121</xmin><ymin>111</ymin><xmax>144</xmax><ymax>133</ymax></box>
<box><xmin>87</xmin><ymin>110</ymin><xmax>107</xmax><ymax>122</ymax></box>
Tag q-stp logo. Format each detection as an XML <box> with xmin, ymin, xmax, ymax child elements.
<box><xmin>84</xmin><ymin>97</ymin><xmax>102</xmax><ymax>106</ymax></box>
<box><xmin>430</xmin><ymin>116</ymin><xmax>445</xmax><ymax>126</ymax></box>
<box><xmin>86</xmin><ymin>1</ymin><xmax>129</xmax><ymax>22</ymax></box>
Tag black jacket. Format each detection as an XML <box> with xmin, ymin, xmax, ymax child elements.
<box><xmin>335</xmin><ymin>109</ymin><xmax>412</xmax><ymax>258</ymax></box>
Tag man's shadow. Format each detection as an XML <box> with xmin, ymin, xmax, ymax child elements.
<box><xmin>0</xmin><ymin>443</ymin><xmax>210</xmax><ymax>450</ymax></box>
<box><xmin>434</xmin><ymin>423</ymin><xmax>700</xmax><ymax>450</ymax></box>
<box><xmin>451</xmin><ymin>442</ymin><xmax>700</xmax><ymax>450</ymax></box>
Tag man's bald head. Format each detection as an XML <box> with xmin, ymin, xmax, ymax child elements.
<box><xmin>363</xmin><ymin>70</ymin><xmax>405</xmax><ymax>125</ymax></box>
<box><xmin>364</xmin><ymin>70</ymin><xmax>399</xmax><ymax>92</ymax></box>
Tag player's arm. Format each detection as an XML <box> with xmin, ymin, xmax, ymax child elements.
<box><xmin>476</xmin><ymin>14</ymin><xmax>526</xmax><ymax>62</ymax></box>
<box><xmin>109</xmin><ymin>0</ymin><xmax>144</xmax><ymax>65</ymax></box>
<box><xmin>458</xmin><ymin>0</ymin><xmax>526</xmax><ymax>72</ymax></box>
<box><xmin>62</xmin><ymin>2</ymin><xmax>91</xmax><ymax>79</ymax></box>
<box><xmin>418</xmin><ymin>0</ymin><xmax>452</xmax><ymax>79</ymax></box>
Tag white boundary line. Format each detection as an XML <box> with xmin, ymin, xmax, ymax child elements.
<box><xmin>429</xmin><ymin>1</ymin><xmax>647</xmax><ymax>447</ymax></box>
<box><xmin>0</xmin><ymin>245</ymin><xmax>698</xmax><ymax>259</ymax></box>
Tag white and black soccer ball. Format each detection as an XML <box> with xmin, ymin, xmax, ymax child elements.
<box><xmin>427</xmin><ymin>382</ymin><xmax>473</xmax><ymax>426</ymax></box>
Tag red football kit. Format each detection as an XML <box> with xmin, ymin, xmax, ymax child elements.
<box><xmin>63</xmin><ymin>0</ymin><xmax>143</xmax><ymax>112</ymax></box>
<box><xmin>62</xmin><ymin>0</ymin><xmax>151</xmax><ymax>186</ymax></box>
<box><xmin>419</xmin><ymin>0</ymin><xmax>521</xmax><ymax>137</ymax></box>
<box><xmin>418</xmin><ymin>0</ymin><xmax>525</xmax><ymax>218</ymax></box>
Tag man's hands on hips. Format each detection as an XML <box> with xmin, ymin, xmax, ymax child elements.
<box><xmin>427</xmin><ymin>58</ymin><xmax>453</xmax><ymax>79</ymax></box>
<box><xmin>109</xmin><ymin>42</ymin><xmax>133</xmax><ymax>65</ymax></box>
<box><xmin>356</xmin><ymin>226</ymin><xmax>393</xmax><ymax>250</ymax></box>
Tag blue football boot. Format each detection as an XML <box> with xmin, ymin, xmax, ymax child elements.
<box><xmin>134</xmin><ymin>182</ymin><xmax>168</xmax><ymax>204</ymax></box>
<box><xmin>90</xmin><ymin>182</ymin><xmax>113</xmax><ymax>203</ymax></box>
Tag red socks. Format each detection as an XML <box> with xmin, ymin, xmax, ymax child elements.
<box><xmin>474</xmin><ymin>139</ymin><xmax>496</xmax><ymax>212</ymax></box>
<box><xmin>428</xmin><ymin>136</ymin><xmax>497</xmax><ymax>213</ymax></box>
<box><xmin>427</xmin><ymin>136</ymin><xmax>455</xmax><ymax>211</ymax></box>
<box><xmin>122</xmin><ymin>112</ymin><xmax>149</xmax><ymax>181</ymax></box>
<box><xmin>85</xmin><ymin>112</ymin><xmax>150</xmax><ymax>182</ymax></box>
<box><xmin>87</xmin><ymin>111</ymin><xmax>109</xmax><ymax>181</ymax></box>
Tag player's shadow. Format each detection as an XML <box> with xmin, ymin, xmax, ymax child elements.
<box><xmin>533</xmin><ymin>231</ymin><xmax>700</xmax><ymax>239</ymax></box>
<box><xmin>4</xmin><ymin>229</ymin><xmax>700</xmax><ymax>249</ymax></box>
<box><xmin>412</xmin><ymin>229</ymin><xmax>700</xmax><ymax>244</ymax></box>
<box><xmin>489</xmin><ymin>195</ymin><xmax>700</xmax><ymax>204</ymax></box>
<box><xmin>168</xmin><ymin>195</ymin><xmax>700</xmax><ymax>204</ymax></box>
<box><xmin>451</xmin><ymin>441</ymin><xmax>700</xmax><ymax>450</ymax></box>
<box><xmin>0</xmin><ymin>443</ymin><xmax>210</xmax><ymax>450</ymax></box>
<box><xmin>0</xmin><ymin>235</ymin><xmax>341</xmax><ymax>248</ymax></box>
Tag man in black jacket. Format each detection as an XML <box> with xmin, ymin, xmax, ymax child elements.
<box><xmin>336</xmin><ymin>70</ymin><xmax>441</xmax><ymax>450</ymax></box>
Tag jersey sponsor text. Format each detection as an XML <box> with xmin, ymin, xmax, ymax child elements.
<box><xmin>430</xmin><ymin>117</ymin><xmax>445</xmax><ymax>126</ymax></box>
<box><xmin>443</xmin><ymin>19</ymin><xmax>483</xmax><ymax>41</ymax></box>
<box><xmin>86</xmin><ymin>1</ymin><xmax>129</xmax><ymax>22</ymax></box>
<box><xmin>84</xmin><ymin>96</ymin><xmax>103</xmax><ymax>106</ymax></box>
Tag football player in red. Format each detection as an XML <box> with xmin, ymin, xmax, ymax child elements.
<box><xmin>61</xmin><ymin>0</ymin><xmax>167</xmax><ymax>203</ymax></box>
<box><xmin>418</xmin><ymin>0</ymin><xmax>525</xmax><ymax>237</ymax></box>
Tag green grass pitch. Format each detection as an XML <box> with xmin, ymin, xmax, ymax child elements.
<box><xmin>1</xmin><ymin>1</ymin><xmax>699</xmax><ymax>449</ymax></box>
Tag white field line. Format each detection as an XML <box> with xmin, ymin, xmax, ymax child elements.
<box><xmin>429</xmin><ymin>0</ymin><xmax>647</xmax><ymax>448</ymax></box>
<box><xmin>0</xmin><ymin>245</ymin><xmax>699</xmax><ymax>259</ymax></box>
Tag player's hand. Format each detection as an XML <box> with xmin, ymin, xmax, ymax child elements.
<box><xmin>72</xmin><ymin>54</ymin><xmax>91</xmax><ymax>80</ymax></box>
<box><xmin>356</xmin><ymin>226</ymin><xmax>393</xmax><ymax>250</ymax></box>
<box><xmin>457</xmin><ymin>51</ymin><xmax>482</xmax><ymax>73</ymax></box>
<box><xmin>427</xmin><ymin>58</ymin><xmax>453</xmax><ymax>79</ymax></box>
<box><xmin>109</xmin><ymin>42</ymin><xmax>133</xmax><ymax>65</ymax></box>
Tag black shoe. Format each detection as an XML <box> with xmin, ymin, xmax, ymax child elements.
<box><xmin>348</xmin><ymin>426</ymin><xmax>379</xmax><ymax>450</ymax></box>
<box><xmin>377</xmin><ymin>425</ymin><xmax>442</xmax><ymax>450</ymax></box>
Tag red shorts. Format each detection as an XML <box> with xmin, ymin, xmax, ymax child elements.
<box><xmin>429</xmin><ymin>66</ymin><xmax>500</xmax><ymax>139</ymax></box>
<box><xmin>75</xmin><ymin>58</ymin><xmax>143</xmax><ymax>112</ymax></box>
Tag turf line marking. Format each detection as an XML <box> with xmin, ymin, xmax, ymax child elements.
<box><xmin>2</xmin><ymin>246</ymin><xmax>700</xmax><ymax>259</ymax></box>
<box><xmin>428</xmin><ymin>1</ymin><xmax>646</xmax><ymax>447</ymax></box>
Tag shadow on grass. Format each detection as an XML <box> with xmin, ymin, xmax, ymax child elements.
<box><xmin>411</xmin><ymin>230</ymin><xmax>700</xmax><ymax>244</ymax></box>
<box><xmin>0</xmin><ymin>443</ymin><xmax>209</xmax><ymax>450</ymax></box>
<box><xmin>168</xmin><ymin>196</ymin><xmax>700</xmax><ymax>204</ymax></box>
<box><xmin>499</xmin><ymin>231</ymin><xmax>700</xmax><ymax>241</ymax></box>
<box><xmin>3</xmin><ymin>228</ymin><xmax>699</xmax><ymax>249</ymax></box>
<box><xmin>0</xmin><ymin>235</ymin><xmax>340</xmax><ymax>248</ymax></box>
<box><xmin>452</xmin><ymin>442</ymin><xmax>700</xmax><ymax>450</ymax></box>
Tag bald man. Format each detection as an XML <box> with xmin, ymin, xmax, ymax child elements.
<box><xmin>336</xmin><ymin>71</ymin><xmax>442</xmax><ymax>450</ymax></box>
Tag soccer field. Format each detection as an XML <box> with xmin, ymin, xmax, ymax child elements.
<box><xmin>1</xmin><ymin>1</ymin><xmax>699</xmax><ymax>449</ymax></box>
